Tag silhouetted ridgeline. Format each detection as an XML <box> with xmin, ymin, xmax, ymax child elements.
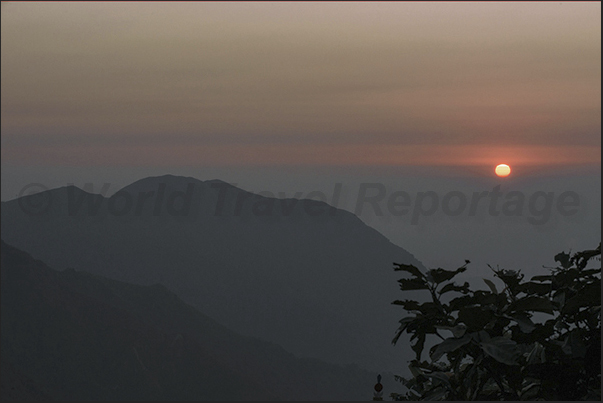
<box><xmin>1</xmin><ymin>175</ymin><xmax>424</xmax><ymax>373</ymax></box>
<box><xmin>1</xmin><ymin>240</ymin><xmax>379</xmax><ymax>400</ymax></box>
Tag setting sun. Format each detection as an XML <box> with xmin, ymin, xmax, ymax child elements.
<box><xmin>495</xmin><ymin>164</ymin><xmax>511</xmax><ymax>177</ymax></box>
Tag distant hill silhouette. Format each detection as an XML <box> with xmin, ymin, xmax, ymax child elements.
<box><xmin>1</xmin><ymin>240</ymin><xmax>378</xmax><ymax>401</ymax></box>
<box><xmin>1</xmin><ymin>175</ymin><xmax>424</xmax><ymax>372</ymax></box>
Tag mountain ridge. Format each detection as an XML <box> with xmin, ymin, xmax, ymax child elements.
<box><xmin>1</xmin><ymin>175</ymin><xmax>421</xmax><ymax>372</ymax></box>
<box><xmin>1</xmin><ymin>240</ymin><xmax>379</xmax><ymax>401</ymax></box>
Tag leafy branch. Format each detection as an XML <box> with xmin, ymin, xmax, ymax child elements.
<box><xmin>391</xmin><ymin>243</ymin><xmax>601</xmax><ymax>401</ymax></box>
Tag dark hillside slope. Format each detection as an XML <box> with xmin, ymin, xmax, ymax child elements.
<box><xmin>1</xmin><ymin>175</ymin><xmax>423</xmax><ymax>371</ymax></box>
<box><xmin>1</xmin><ymin>241</ymin><xmax>376</xmax><ymax>401</ymax></box>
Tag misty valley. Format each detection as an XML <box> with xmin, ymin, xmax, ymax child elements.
<box><xmin>2</xmin><ymin>175</ymin><xmax>600</xmax><ymax>401</ymax></box>
<box><xmin>1</xmin><ymin>175</ymin><xmax>424</xmax><ymax>400</ymax></box>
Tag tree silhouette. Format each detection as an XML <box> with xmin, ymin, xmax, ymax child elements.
<box><xmin>391</xmin><ymin>243</ymin><xmax>601</xmax><ymax>400</ymax></box>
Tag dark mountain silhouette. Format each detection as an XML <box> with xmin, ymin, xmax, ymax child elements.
<box><xmin>1</xmin><ymin>240</ymin><xmax>378</xmax><ymax>401</ymax></box>
<box><xmin>1</xmin><ymin>175</ymin><xmax>423</xmax><ymax>372</ymax></box>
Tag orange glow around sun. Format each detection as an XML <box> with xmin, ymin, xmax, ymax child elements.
<box><xmin>495</xmin><ymin>164</ymin><xmax>511</xmax><ymax>177</ymax></box>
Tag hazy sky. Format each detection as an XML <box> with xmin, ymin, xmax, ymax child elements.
<box><xmin>0</xmin><ymin>1</ymin><xmax>601</xmax><ymax>283</ymax></box>
<box><xmin>2</xmin><ymin>2</ymin><xmax>601</xmax><ymax>168</ymax></box>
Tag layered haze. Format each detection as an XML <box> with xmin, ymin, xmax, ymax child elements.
<box><xmin>1</xmin><ymin>2</ymin><xmax>600</xmax><ymax>167</ymax></box>
<box><xmin>2</xmin><ymin>1</ymin><xmax>600</xmax><ymax>272</ymax></box>
<box><xmin>1</xmin><ymin>2</ymin><xmax>601</xmax><ymax>399</ymax></box>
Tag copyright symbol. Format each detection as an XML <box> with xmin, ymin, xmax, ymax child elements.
<box><xmin>18</xmin><ymin>183</ymin><xmax>51</xmax><ymax>216</ymax></box>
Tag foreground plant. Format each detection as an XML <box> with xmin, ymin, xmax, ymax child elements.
<box><xmin>391</xmin><ymin>243</ymin><xmax>601</xmax><ymax>401</ymax></box>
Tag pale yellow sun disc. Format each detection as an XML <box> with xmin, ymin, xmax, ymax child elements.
<box><xmin>495</xmin><ymin>164</ymin><xmax>511</xmax><ymax>177</ymax></box>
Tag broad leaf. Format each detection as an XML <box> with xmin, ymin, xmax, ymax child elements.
<box><xmin>448</xmin><ymin>295</ymin><xmax>475</xmax><ymax>311</ymax></box>
<box><xmin>428</xmin><ymin>266</ymin><xmax>467</xmax><ymax>284</ymax></box>
<box><xmin>394</xmin><ymin>263</ymin><xmax>424</xmax><ymax>279</ymax></box>
<box><xmin>562</xmin><ymin>331</ymin><xmax>587</xmax><ymax>359</ymax></box>
<box><xmin>480</xmin><ymin>337</ymin><xmax>520</xmax><ymax>365</ymax></box>
<box><xmin>531</xmin><ymin>275</ymin><xmax>553</xmax><ymax>282</ymax></box>
<box><xmin>553</xmin><ymin>268</ymin><xmax>580</xmax><ymax>285</ymax></box>
<box><xmin>554</xmin><ymin>251</ymin><xmax>572</xmax><ymax>269</ymax></box>
<box><xmin>397</xmin><ymin>316</ymin><xmax>415</xmax><ymax>332</ymax></box>
<box><xmin>439</xmin><ymin>282</ymin><xmax>470</xmax><ymax>295</ymax></box>
<box><xmin>494</xmin><ymin>269</ymin><xmax>524</xmax><ymax>291</ymax></box>
<box><xmin>425</xmin><ymin>372</ymin><xmax>451</xmax><ymax>389</ymax></box>
<box><xmin>525</xmin><ymin>342</ymin><xmax>546</xmax><ymax>365</ymax></box>
<box><xmin>562</xmin><ymin>282</ymin><xmax>601</xmax><ymax>314</ymax></box>
<box><xmin>398</xmin><ymin>278</ymin><xmax>429</xmax><ymax>291</ymax></box>
<box><xmin>421</xmin><ymin>387</ymin><xmax>448</xmax><ymax>401</ymax></box>
<box><xmin>430</xmin><ymin>333</ymin><xmax>472</xmax><ymax>361</ymax></box>
<box><xmin>449</xmin><ymin>292</ymin><xmax>496</xmax><ymax>311</ymax></box>
<box><xmin>572</xmin><ymin>243</ymin><xmax>601</xmax><ymax>270</ymax></box>
<box><xmin>415</xmin><ymin>302</ymin><xmax>442</xmax><ymax>316</ymax></box>
<box><xmin>505</xmin><ymin>312</ymin><xmax>536</xmax><ymax>333</ymax></box>
<box><xmin>552</xmin><ymin>291</ymin><xmax>565</xmax><ymax>308</ymax></box>
<box><xmin>392</xmin><ymin>317</ymin><xmax>416</xmax><ymax>344</ymax></box>
<box><xmin>411</xmin><ymin>332</ymin><xmax>426</xmax><ymax>361</ymax></box>
<box><xmin>520</xmin><ymin>383</ymin><xmax>541</xmax><ymax>400</ymax></box>
<box><xmin>392</xmin><ymin>299</ymin><xmax>421</xmax><ymax>311</ymax></box>
<box><xmin>435</xmin><ymin>323</ymin><xmax>467</xmax><ymax>338</ymax></box>
<box><xmin>483</xmin><ymin>278</ymin><xmax>498</xmax><ymax>294</ymax></box>
<box><xmin>518</xmin><ymin>281</ymin><xmax>551</xmax><ymax>296</ymax></box>
<box><xmin>509</xmin><ymin>296</ymin><xmax>555</xmax><ymax>314</ymax></box>
<box><xmin>458</xmin><ymin>306</ymin><xmax>494</xmax><ymax>331</ymax></box>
